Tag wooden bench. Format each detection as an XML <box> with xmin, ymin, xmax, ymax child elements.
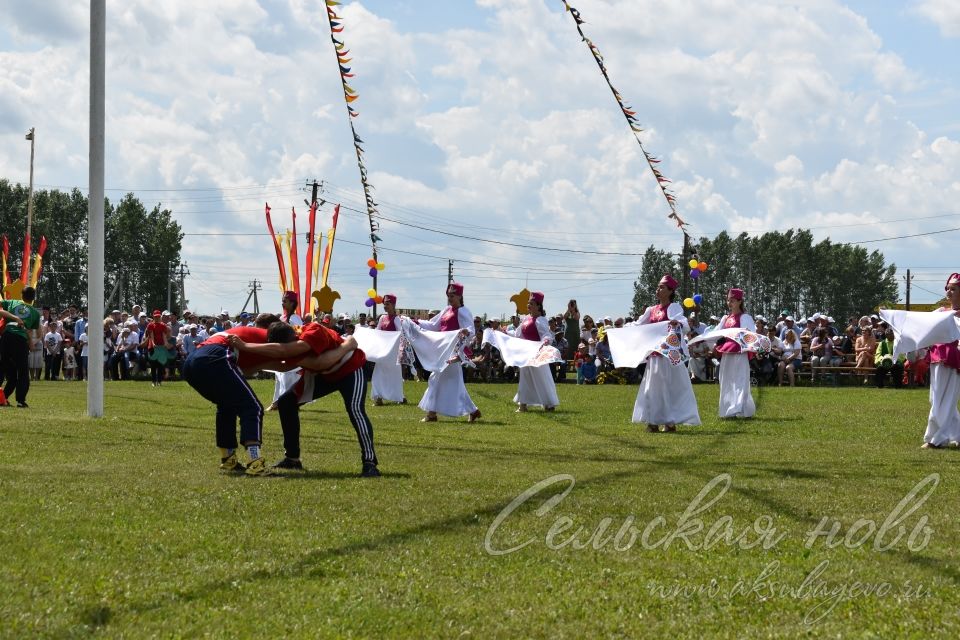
<box><xmin>797</xmin><ymin>358</ymin><xmax>875</xmax><ymax>384</ymax></box>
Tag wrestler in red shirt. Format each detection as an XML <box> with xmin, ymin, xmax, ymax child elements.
<box><xmin>229</xmin><ymin>321</ymin><xmax>380</xmax><ymax>477</ymax></box>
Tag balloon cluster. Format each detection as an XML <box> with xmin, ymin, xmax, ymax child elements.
<box><xmin>688</xmin><ymin>258</ymin><xmax>708</xmax><ymax>279</ymax></box>
<box><xmin>682</xmin><ymin>258</ymin><xmax>709</xmax><ymax>308</ymax></box>
<box><xmin>366</xmin><ymin>258</ymin><xmax>385</xmax><ymax>278</ymax></box>
<box><xmin>364</xmin><ymin>259</ymin><xmax>386</xmax><ymax>307</ymax></box>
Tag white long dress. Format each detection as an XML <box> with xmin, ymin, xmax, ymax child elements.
<box><xmin>715</xmin><ymin>312</ymin><xmax>756</xmax><ymax>418</ymax></box>
<box><xmin>508</xmin><ymin>315</ymin><xmax>559</xmax><ymax>409</ymax></box>
<box><xmin>417</xmin><ymin>306</ymin><xmax>478</xmax><ymax>417</ymax></box>
<box><xmin>925</xmin><ymin>326</ymin><xmax>960</xmax><ymax>446</ymax></box>
<box><xmin>925</xmin><ymin>364</ymin><xmax>960</xmax><ymax>446</ymax></box>
<box><xmin>370</xmin><ymin>314</ymin><xmax>406</xmax><ymax>404</ymax></box>
<box><xmin>630</xmin><ymin>302</ymin><xmax>701</xmax><ymax>426</ymax></box>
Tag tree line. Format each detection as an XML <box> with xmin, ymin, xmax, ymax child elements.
<box><xmin>0</xmin><ymin>179</ymin><xmax>184</xmax><ymax>312</ymax></box>
<box><xmin>632</xmin><ymin>229</ymin><xmax>899</xmax><ymax>324</ymax></box>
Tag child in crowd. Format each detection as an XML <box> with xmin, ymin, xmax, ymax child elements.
<box><xmin>62</xmin><ymin>339</ymin><xmax>77</xmax><ymax>381</ymax></box>
<box><xmin>574</xmin><ymin>342</ymin><xmax>589</xmax><ymax>385</ymax></box>
<box><xmin>29</xmin><ymin>332</ymin><xmax>44</xmax><ymax>381</ymax></box>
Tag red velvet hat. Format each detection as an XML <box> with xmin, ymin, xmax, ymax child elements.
<box><xmin>946</xmin><ymin>273</ymin><xmax>960</xmax><ymax>289</ymax></box>
<box><xmin>446</xmin><ymin>282</ymin><xmax>464</xmax><ymax>297</ymax></box>
<box><xmin>530</xmin><ymin>291</ymin><xmax>544</xmax><ymax>304</ymax></box>
<box><xmin>382</xmin><ymin>294</ymin><xmax>397</xmax><ymax>304</ymax></box>
<box><xmin>659</xmin><ymin>274</ymin><xmax>678</xmax><ymax>290</ymax></box>
<box><xmin>728</xmin><ymin>288</ymin><xmax>744</xmax><ymax>301</ymax></box>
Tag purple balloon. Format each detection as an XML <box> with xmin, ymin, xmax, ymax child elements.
<box><xmin>690</xmin><ymin>268</ymin><xmax>700</xmax><ymax>279</ymax></box>
<box><xmin>364</xmin><ymin>298</ymin><xmax>375</xmax><ymax>307</ymax></box>
<box><xmin>369</xmin><ymin>267</ymin><xmax>378</xmax><ymax>277</ymax></box>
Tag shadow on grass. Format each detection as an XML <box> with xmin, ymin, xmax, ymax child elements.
<box><xmin>372</xmin><ymin>438</ymin><xmax>644</xmax><ymax>466</ymax></box>
<box><xmin>277</xmin><ymin>470</ymin><xmax>413</xmax><ymax>480</ymax></box>
<box><xmin>112</xmin><ymin>468</ymin><xmax>641</xmax><ymax>621</ymax></box>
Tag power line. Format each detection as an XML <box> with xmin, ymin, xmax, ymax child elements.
<box><xmin>836</xmin><ymin>226</ymin><xmax>960</xmax><ymax>245</ymax></box>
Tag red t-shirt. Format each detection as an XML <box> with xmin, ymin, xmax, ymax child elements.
<box><xmin>298</xmin><ymin>322</ymin><xmax>365</xmax><ymax>381</ymax></box>
<box><xmin>201</xmin><ymin>326</ymin><xmax>274</xmax><ymax>370</ymax></box>
<box><xmin>146</xmin><ymin>321</ymin><xmax>168</xmax><ymax>346</ymax></box>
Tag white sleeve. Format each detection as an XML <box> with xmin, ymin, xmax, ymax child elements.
<box><xmin>417</xmin><ymin>309</ymin><xmax>445</xmax><ymax>332</ymax></box>
<box><xmin>630</xmin><ymin>307</ymin><xmax>652</xmax><ymax>326</ymax></box>
<box><xmin>506</xmin><ymin>318</ymin><xmax>522</xmax><ymax>337</ymax></box>
<box><xmin>666</xmin><ymin>302</ymin><xmax>688</xmax><ymax>331</ymax></box>
<box><xmin>715</xmin><ymin>315</ymin><xmax>729</xmax><ymax>332</ymax></box>
<box><xmin>741</xmin><ymin>314</ymin><xmax>756</xmax><ymax>332</ymax></box>
<box><xmin>535</xmin><ymin>316</ymin><xmax>552</xmax><ymax>343</ymax></box>
<box><xmin>458</xmin><ymin>307</ymin><xmax>475</xmax><ymax>338</ymax></box>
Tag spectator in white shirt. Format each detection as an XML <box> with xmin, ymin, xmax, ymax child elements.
<box><xmin>43</xmin><ymin>323</ymin><xmax>64</xmax><ymax>381</ymax></box>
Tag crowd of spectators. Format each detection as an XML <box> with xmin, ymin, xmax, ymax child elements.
<box><xmin>3</xmin><ymin>301</ymin><xmax>927</xmax><ymax>391</ymax></box>
<box><xmin>465</xmin><ymin>306</ymin><xmax>926</xmax><ymax>390</ymax></box>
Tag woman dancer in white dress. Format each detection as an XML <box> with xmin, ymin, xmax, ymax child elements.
<box><xmin>630</xmin><ymin>274</ymin><xmax>700</xmax><ymax>433</ymax></box>
<box><xmin>417</xmin><ymin>282</ymin><xmax>481</xmax><ymax>423</ymax></box>
<box><xmin>508</xmin><ymin>291</ymin><xmax>559</xmax><ymax>412</ymax></box>
<box><xmin>714</xmin><ymin>288</ymin><xmax>756</xmax><ymax>418</ymax></box>
<box><xmin>371</xmin><ymin>293</ymin><xmax>406</xmax><ymax>405</ymax></box>
<box><xmin>922</xmin><ymin>273</ymin><xmax>960</xmax><ymax>449</ymax></box>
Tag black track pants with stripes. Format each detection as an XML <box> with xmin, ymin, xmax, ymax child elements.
<box><xmin>277</xmin><ymin>368</ymin><xmax>378</xmax><ymax>466</ymax></box>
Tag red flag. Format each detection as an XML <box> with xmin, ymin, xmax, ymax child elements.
<box><xmin>264</xmin><ymin>204</ymin><xmax>287</xmax><ymax>293</ymax></box>
<box><xmin>304</xmin><ymin>201</ymin><xmax>318</xmax><ymax>314</ymax></box>
<box><xmin>289</xmin><ymin>208</ymin><xmax>301</xmax><ymax>314</ymax></box>
<box><xmin>20</xmin><ymin>232</ymin><xmax>30</xmax><ymax>283</ymax></box>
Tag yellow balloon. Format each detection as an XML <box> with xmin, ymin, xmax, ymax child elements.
<box><xmin>367</xmin><ymin>288</ymin><xmax>377</xmax><ymax>298</ymax></box>
<box><xmin>375</xmin><ymin>262</ymin><xmax>385</xmax><ymax>270</ymax></box>
<box><xmin>688</xmin><ymin>259</ymin><xmax>699</xmax><ymax>269</ymax></box>
<box><xmin>683</xmin><ymin>297</ymin><xmax>695</xmax><ymax>308</ymax></box>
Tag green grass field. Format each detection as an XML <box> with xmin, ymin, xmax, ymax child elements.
<box><xmin>1</xmin><ymin>379</ymin><xmax>959</xmax><ymax>638</ymax></box>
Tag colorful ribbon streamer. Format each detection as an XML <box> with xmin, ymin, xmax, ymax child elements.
<box><xmin>325</xmin><ymin>0</ymin><xmax>380</xmax><ymax>286</ymax></box>
<box><xmin>561</xmin><ymin>1</ymin><xmax>688</xmax><ymax>231</ymax></box>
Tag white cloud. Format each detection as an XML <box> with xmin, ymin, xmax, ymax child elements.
<box><xmin>1</xmin><ymin>1</ymin><xmax>958</xmax><ymax>314</ymax></box>
<box><xmin>915</xmin><ymin>0</ymin><xmax>960</xmax><ymax>37</ymax></box>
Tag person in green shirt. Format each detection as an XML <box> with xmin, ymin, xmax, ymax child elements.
<box><xmin>874</xmin><ymin>326</ymin><xmax>905</xmax><ymax>389</ymax></box>
<box><xmin>1</xmin><ymin>286</ymin><xmax>41</xmax><ymax>407</ymax></box>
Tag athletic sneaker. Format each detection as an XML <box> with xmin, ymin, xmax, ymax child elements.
<box><xmin>360</xmin><ymin>463</ymin><xmax>381</xmax><ymax>478</ymax></box>
<box><xmin>272</xmin><ymin>457</ymin><xmax>304</xmax><ymax>470</ymax></box>
<box><xmin>16</xmin><ymin>402</ymin><xmax>28</xmax><ymax>408</ymax></box>
<box><xmin>245</xmin><ymin>457</ymin><xmax>273</xmax><ymax>476</ymax></box>
<box><xmin>219</xmin><ymin>453</ymin><xmax>246</xmax><ymax>473</ymax></box>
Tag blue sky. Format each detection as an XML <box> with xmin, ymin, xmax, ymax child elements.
<box><xmin>1</xmin><ymin>0</ymin><xmax>959</xmax><ymax>316</ymax></box>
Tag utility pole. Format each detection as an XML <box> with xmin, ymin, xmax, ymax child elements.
<box><xmin>680</xmin><ymin>234</ymin><xmax>691</xmax><ymax>301</ymax></box>
<box><xmin>178</xmin><ymin>262</ymin><xmax>189</xmax><ymax>312</ymax></box>
<box><xmin>448</xmin><ymin>259</ymin><xmax>454</xmax><ymax>285</ymax></box>
<box><xmin>904</xmin><ymin>269</ymin><xmax>912</xmax><ymax>311</ymax></box>
<box><xmin>167</xmin><ymin>261</ymin><xmax>174</xmax><ymax>311</ymax></box>
<box><xmin>25</xmin><ymin>127</ymin><xmax>35</xmax><ymax>258</ymax></box>
<box><xmin>241</xmin><ymin>279</ymin><xmax>262</xmax><ymax>315</ymax></box>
